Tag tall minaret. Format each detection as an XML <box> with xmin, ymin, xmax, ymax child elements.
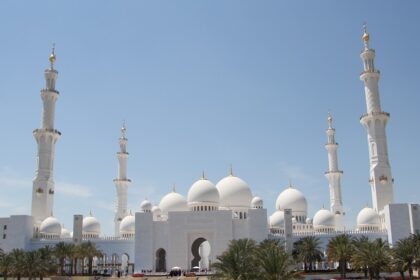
<box><xmin>113</xmin><ymin>123</ymin><xmax>131</xmax><ymax>236</ymax></box>
<box><xmin>359</xmin><ymin>25</ymin><xmax>394</xmax><ymax>213</ymax></box>
<box><xmin>31</xmin><ymin>46</ymin><xmax>61</xmax><ymax>227</ymax></box>
<box><xmin>324</xmin><ymin>113</ymin><xmax>344</xmax><ymax>229</ymax></box>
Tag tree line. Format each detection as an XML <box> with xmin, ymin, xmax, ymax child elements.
<box><xmin>0</xmin><ymin>241</ymin><xmax>102</xmax><ymax>280</ymax></box>
<box><xmin>213</xmin><ymin>233</ymin><xmax>420</xmax><ymax>280</ymax></box>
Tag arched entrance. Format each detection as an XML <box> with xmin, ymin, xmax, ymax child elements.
<box><xmin>121</xmin><ymin>254</ymin><xmax>129</xmax><ymax>275</ymax></box>
<box><xmin>155</xmin><ymin>248</ymin><xmax>166</xmax><ymax>272</ymax></box>
<box><xmin>191</xmin><ymin>238</ymin><xmax>211</xmax><ymax>270</ymax></box>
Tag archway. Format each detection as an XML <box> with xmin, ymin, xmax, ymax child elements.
<box><xmin>121</xmin><ymin>254</ymin><xmax>129</xmax><ymax>275</ymax></box>
<box><xmin>155</xmin><ymin>248</ymin><xmax>166</xmax><ymax>272</ymax></box>
<box><xmin>191</xmin><ymin>238</ymin><xmax>211</xmax><ymax>270</ymax></box>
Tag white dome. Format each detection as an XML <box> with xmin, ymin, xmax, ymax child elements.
<box><xmin>216</xmin><ymin>175</ymin><xmax>252</xmax><ymax>208</ymax></box>
<box><xmin>251</xmin><ymin>196</ymin><xmax>263</xmax><ymax>208</ymax></box>
<box><xmin>120</xmin><ymin>214</ymin><xmax>135</xmax><ymax>235</ymax></box>
<box><xmin>313</xmin><ymin>208</ymin><xmax>335</xmax><ymax>228</ymax></box>
<box><xmin>83</xmin><ymin>214</ymin><xmax>101</xmax><ymax>235</ymax></box>
<box><xmin>269</xmin><ymin>210</ymin><xmax>285</xmax><ymax>228</ymax></box>
<box><xmin>152</xmin><ymin>205</ymin><xmax>161</xmax><ymax>215</ymax></box>
<box><xmin>357</xmin><ymin>207</ymin><xmax>380</xmax><ymax>228</ymax></box>
<box><xmin>275</xmin><ymin>186</ymin><xmax>307</xmax><ymax>215</ymax></box>
<box><xmin>140</xmin><ymin>199</ymin><xmax>153</xmax><ymax>212</ymax></box>
<box><xmin>40</xmin><ymin>216</ymin><xmax>61</xmax><ymax>236</ymax></box>
<box><xmin>60</xmin><ymin>226</ymin><xmax>72</xmax><ymax>238</ymax></box>
<box><xmin>159</xmin><ymin>191</ymin><xmax>188</xmax><ymax>214</ymax></box>
<box><xmin>187</xmin><ymin>178</ymin><xmax>219</xmax><ymax>205</ymax></box>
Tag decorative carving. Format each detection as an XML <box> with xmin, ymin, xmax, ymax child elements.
<box><xmin>379</xmin><ymin>175</ymin><xmax>388</xmax><ymax>184</ymax></box>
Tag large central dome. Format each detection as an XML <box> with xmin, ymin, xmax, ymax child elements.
<box><xmin>215</xmin><ymin>175</ymin><xmax>252</xmax><ymax>209</ymax></box>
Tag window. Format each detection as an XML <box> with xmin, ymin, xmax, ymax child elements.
<box><xmin>3</xmin><ymin>225</ymin><xmax>6</xmax><ymax>230</ymax></box>
<box><xmin>2</xmin><ymin>234</ymin><xmax>6</xmax><ymax>239</ymax></box>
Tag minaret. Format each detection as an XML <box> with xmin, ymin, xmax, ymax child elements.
<box><xmin>113</xmin><ymin>123</ymin><xmax>131</xmax><ymax>236</ymax></box>
<box><xmin>324</xmin><ymin>113</ymin><xmax>344</xmax><ymax>230</ymax></box>
<box><xmin>359</xmin><ymin>25</ymin><xmax>394</xmax><ymax>213</ymax></box>
<box><xmin>31</xmin><ymin>46</ymin><xmax>61</xmax><ymax>227</ymax></box>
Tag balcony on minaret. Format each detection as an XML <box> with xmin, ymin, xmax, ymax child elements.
<box><xmin>360</xmin><ymin>111</ymin><xmax>390</xmax><ymax>124</ymax></box>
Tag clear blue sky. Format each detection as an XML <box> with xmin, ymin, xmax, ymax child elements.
<box><xmin>0</xmin><ymin>1</ymin><xmax>419</xmax><ymax>235</ymax></box>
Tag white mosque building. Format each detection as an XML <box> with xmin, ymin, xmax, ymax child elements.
<box><xmin>0</xmin><ymin>27</ymin><xmax>419</xmax><ymax>274</ymax></box>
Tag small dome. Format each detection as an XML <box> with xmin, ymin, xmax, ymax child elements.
<box><xmin>357</xmin><ymin>207</ymin><xmax>380</xmax><ymax>229</ymax></box>
<box><xmin>251</xmin><ymin>196</ymin><xmax>263</xmax><ymax>208</ymax></box>
<box><xmin>60</xmin><ymin>226</ymin><xmax>72</xmax><ymax>238</ymax></box>
<box><xmin>120</xmin><ymin>214</ymin><xmax>135</xmax><ymax>235</ymax></box>
<box><xmin>40</xmin><ymin>216</ymin><xmax>62</xmax><ymax>236</ymax></box>
<box><xmin>83</xmin><ymin>214</ymin><xmax>101</xmax><ymax>236</ymax></box>
<box><xmin>187</xmin><ymin>178</ymin><xmax>219</xmax><ymax>206</ymax></box>
<box><xmin>306</xmin><ymin>218</ymin><xmax>313</xmax><ymax>224</ymax></box>
<box><xmin>140</xmin><ymin>199</ymin><xmax>153</xmax><ymax>212</ymax></box>
<box><xmin>269</xmin><ymin>210</ymin><xmax>285</xmax><ymax>228</ymax></box>
<box><xmin>159</xmin><ymin>190</ymin><xmax>188</xmax><ymax>215</ymax></box>
<box><xmin>275</xmin><ymin>186</ymin><xmax>307</xmax><ymax>215</ymax></box>
<box><xmin>216</xmin><ymin>175</ymin><xmax>252</xmax><ymax>209</ymax></box>
<box><xmin>152</xmin><ymin>205</ymin><xmax>161</xmax><ymax>214</ymax></box>
<box><xmin>313</xmin><ymin>208</ymin><xmax>335</xmax><ymax>229</ymax></box>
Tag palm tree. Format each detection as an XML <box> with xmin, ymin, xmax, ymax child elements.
<box><xmin>9</xmin><ymin>248</ymin><xmax>25</xmax><ymax>280</ymax></box>
<box><xmin>54</xmin><ymin>242</ymin><xmax>73</xmax><ymax>275</ymax></box>
<box><xmin>256</xmin><ymin>239</ymin><xmax>302</xmax><ymax>280</ymax></box>
<box><xmin>37</xmin><ymin>246</ymin><xmax>56</xmax><ymax>280</ymax></box>
<box><xmin>0</xmin><ymin>250</ymin><xmax>13</xmax><ymax>280</ymax></box>
<box><xmin>352</xmin><ymin>238</ymin><xmax>392</xmax><ymax>280</ymax></box>
<box><xmin>213</xmin><ymin>238</ymin><xmax>258</xmax><ymax>280</ymax></box>
<box><xmin>79</xmin><ymin>241</ymin><xmax>103</xmax><ymax>275</ymax></box>
<box><xmin>326</xmin><ymin>234</ymin><xmax>354</xmax><ymax>278</ymax></box>
<box><xmin>22</xmin><ymin>250</ymin><xmax>41</xmax><ymax>280</ymax></box>
<box><xmin>393</xmin><ymin>236</ymin><xmax>418</xmax><ymax>280</ymax></box>
<box><xmin>293</xmin><ymin>236</ymin><xmax>323</xmax><ymax>272</ymax></box>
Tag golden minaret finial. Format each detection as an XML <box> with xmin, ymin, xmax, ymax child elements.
<box><xmin>172</xmin><ymin>183</ymin><xmax>176</xmax><ymax>192</ymax></box>
<box><xmin>288</xmin><ymin>179</ymin><xmax>293</xmax><ymax>188</ymax></box>
<box><xmin>121</xmin><ymin>120</ymin><xmax>127</xmax><ymax>138</ymax></box>
<box><xmin>362</xmin><ymin>23</ymin><xmax>370</xmax><ymax>49</ymax></box>
<box><xmin>327</xmin><ymin>111</ymin><xmax>333</xmax><ymax>129</ymax></box>
<box><xmin>229</xmin><ymin>164</ymin><xmax>234</xmax><ymax>176</ymax></box>
<box><xmin>49</xmin><ymin>43</ymin><xmax>56</xmax><ymax>70</ymax></box>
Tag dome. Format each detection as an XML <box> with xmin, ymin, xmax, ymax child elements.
<box><xmin>120</xmin><ymin>214</ymin><xmax>135</xmax><ymax>235</ymax></box>
<box><xmin>357</xmin><ymin>207</ymin><xmax>380</xmax><ymax>229</ymax></box>
<box><xmin>251</xmin><ymin>196</ymin><xmax>263</xmax><ymax>209</ymax></box>
<box><xmin>313</xmin><ymin>208</ymin><xmax>335</xmax><ymax>229</ymax></box>
<box><xmin>60</xmin><ymin>226</ymin><xmax>72</xmax><ymax>238</ymax></box>
<box><xmin>275</xmin><ymin>186</ymin><xmax>307</xmax><ymax>215</ymax></box>
<box><xmin>83</xmin><ymin>214</ymin><xmax>101</xmax><ymax>236</ymax></box>
<box><xmin>269</xmin><ymin>210</ymin><xmax>285</xmax><ymax>228</ymax></box>
<box><xmin>215</xmin><ymin>175</ymin><xmax>252</xmax><ymax>209</ymax></box>
<box><xmin>40</xmin><ymin>216</ymin><xmax>61</xmax><ymax>236</ymax></box>
<box><xmin>152</xmin><ymin>205</ymin><xmax>161</xmax><ymax>215</ymax></box>
<box><xmin>187</xmin><ymin>178</ymin><xmax>219</xmax><ymax>206</ymax></box>
<box><xmin>159</xmin><ymin>190</ymin><xmax>188</xmax><ymax>214</ymax></box>
<box><xmin>140</xmin><ymin>199</ymin><xmax>153</xmax><ymax>212</ymax></box>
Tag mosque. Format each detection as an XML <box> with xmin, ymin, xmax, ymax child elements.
<box><xmin>0</xmin><ymin>27</ymin><xmax>419</xmax><ymax>274</ymax></box>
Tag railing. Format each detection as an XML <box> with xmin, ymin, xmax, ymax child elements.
<box><xmin>360</xmin><ymin>111</ymin><xmax>390</xmax><ymax>120</ymax></box>
<box><xmin>33</xmin><ymin>128</ymin><xmax>62</xmax><ymax>136</ymax></box>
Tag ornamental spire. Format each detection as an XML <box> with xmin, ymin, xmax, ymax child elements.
<box><xmin>200</xmin><ymin>171</ymin><xmax>206</xmax><ymax>180</ymax></box>
<box><xmin>229</xmin><ymin>164</ymin><xmax>234</xmax><ymax>176</ymax></box>
<box><xmin>327</xmin><ymin>111</ymin><xmax>333</xmax><ymax>129</ymax></box>
<box><xmin>49</xmin><ymin>44</ymin><xmax>56</xmax><ymax>70</ymax></box>
<box><xmin>362</xmin><ymin>23</ymin><xmax>370</xmax><ymax>50</ymax></box>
